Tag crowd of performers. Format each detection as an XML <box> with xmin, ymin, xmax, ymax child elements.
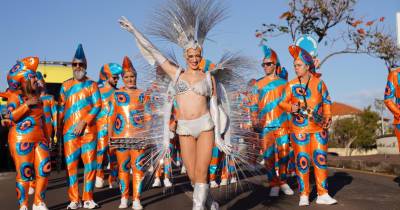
<box><xmin>0</xmin><ymin>1</ymin><xmax>348</xmax><ymax>210</ymax></box>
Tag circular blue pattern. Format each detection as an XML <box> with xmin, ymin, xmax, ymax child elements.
<box><xmin>296</xmin><ymin>175</ymin><xmax>305</xmax><ymax>193</ymax></box>
<box><xmin>293</xmin><ymin>114</ymin><xmax>308</xmax><ymax>127</ymax></box>
<box><xmin>16</xmin><ymin>182</ymin><xmax>25</xmax><ymax>205</ymax></box>
<box><xmin>115</xmin><ymin>92</ymin><xmax>130</xmax><ymax>106</ymax></box>
<box><xmin>16</xmin><ymin>116</ymin><xmax>35</xmax><ymax>134</ymax></box>
<box><xmin>39</xmin><ymin>157</ymin><xmax>51</xmax><ymax>177</ymax></box>
<box><xmin>292</xmin><ymin>84</ymin><xmax>311</xmax><ymax>99</ymax></box>
<box><xmin>296</xmin><ymin>152</ymin><xmax>310</xmax><ymax>174</ymax></box>
<box><xmin>130</xmin><ymin>110</ymin><xmax>144</xmax><ymax>128</ymax></box>
<box><xmin>113</xmin><ymin>114</ymin><xmax>125</xmax><ymax>135</ymax></box>
<box><xmin>19</xmin><ymin>162</ymin><xmax>34</xmax><ymax>181</ymax></box>
<box><xmin>321</xmin><ymin>178</ymin><xmax>328</xmax><ymax>190</ymax></box>
<box><xmin>16</xmin><ymin>142</ymin><xmax>34</xmax><ymax>156</ymax></box>
<box><xmin>119</xmin><ymin>179</ymin><xmax>127</xmax><ymax>194</ymax></box>
<box><xmin>315</xmin><ymin>131</ymin><xmax>328</xmax><ymax>145</ymax></box>
<box><xmin>39</xmin><ymin>141</ymin><xmax>49</xmax><ymax>151</ymax></box>
<box><xmin>122</xmin><ymin>157</ymin><xmax>131</xmax><ymax>172</ymax></box>
<box><xmin>135</xmin><ymin>153</ymin><xmax>146</xmax><ymax>171</ymax></box>
<box><xmin>313</xmin><ymin>149</ymin><xmax>327</xmax><ymax>169</ymax></box>
<box><xmin>291</xmin><ymin>133</ymin><xmax>310</xmax><ymax>146</ymax></box>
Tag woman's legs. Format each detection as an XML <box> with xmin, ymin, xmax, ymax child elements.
<box><xmin>116</xmin><ymin>149</ymin><xmax>130</xmax><ymax>199</ymax></box>
<box><xmin>179</xmin><ymin>136</ymin><xmax>197</xmax><ymax>183</ymax></box>
<box><xmin>33</xmin><ymin>141</ymin><xmax>51</xmax><ymax>205</ymax></box>
<box><xmin>131</xmin><ymin>149</ymin><xmax>145</xmax><ymax>201</ymax></box>
<box><xmin>195</xmin><ymin>130</ymin><xmax>214</xmax><ymax>183</ymax></box>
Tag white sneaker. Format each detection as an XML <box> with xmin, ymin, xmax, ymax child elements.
<box><xmin>67</xmin><ymin>201</ymin><xmax>82</xmax><ymax>210</ymax></box>
<box><xmin>163</xmin><ymin>178</ymin><xmax>172</xmax><ymax>187</ymax></box>
<box><xmin>230</xmin><ymin>177</ymin><xmax>237</xmax><ymax>184</ymax></box>
<box><xmin>210</xmin><ymin>181</ymin><xmax>219</xmax><ymax>188</ymax></box>
<box><xmin>260</xmin><ymin>159</ymin><xmax>265</xmax><ymax>165</ymax></box>
<box><xmin>220</xmin><ymin>179</ymin><xmax>228</xmax><ymax>186</ymax></box>
<box><xmin>180</xmin><ymin>166</ymin><xmax>186</xmax><ymax>174</ymax></box>
<box><xmin>19</xmin><ymin>205</ymin><xmax>28</xmax><ymax>210</ymax></box>
<box><xmin>83</xmin><ymin>200</ymin><xmax>99</xmax><ymax>209</ymax></box>
<box><xmin>148</xmin><ymin>165</ymin><xmax>154</xmax><ymax>173</ymax></box>
<box><xmin>28</xmin><ymin>186</ymin><xmax>35</xmax><ymax>195</ymax></box>
<box><xmin>33</xmin><ymin>202</ymin><xmax>49</xmax><ymax>210</ymax></box>
<box><xmin>152</xmin><ymin>178</ymin><xmax>161</xmax><ymax>188</ymax></box>
<box><xmin>299</xmin><ymin>195</ymin><xmax>310</xmax><ymax>206</ymax></box>
<box><xmin>316</xmin><ymin>194</ymin><xmax>337</xmax><ymax>205</ymax></box>
<box><xmin>95</xmin><ymin>177</ymin><xmax>104</xmax><ymax>189</ymax></box>
<box><xmin>119</xmin><ymin>197</ymin><xmax>129</xmax><ymax>209</ymax></box>
<box><xmin>132</xmin><ymin>199</ymin><xmax>143</xmax><ymax>210</ymax></box>
<box><xmin>269</xmin><ymin>186</ymin><xmax>280</xmax><ymax>197</ymax></box>
<box><xmin>176</xmin><ymin>161</ymin><xmax>181</xmax><ymax>167</ymax></box>
<box><xmin>280</xmin><ymin>183</ymin><xmax>294</xmax><ymax>195</ymax></box>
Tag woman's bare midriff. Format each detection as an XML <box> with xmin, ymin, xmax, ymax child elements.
<box><xmin>175</xmin><ymin>91</ymin><xmax>209</xmax><ymax>120</ymax></box>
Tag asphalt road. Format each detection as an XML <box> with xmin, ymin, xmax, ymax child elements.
<box><xmin>0</xmin><ymin>167</ymin><xmax>399</xmax><ymax>210</ymax></box>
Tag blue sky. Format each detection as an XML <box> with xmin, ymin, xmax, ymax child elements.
<box><xmin>0</xmin><ymin>0</ymin><xmax>399</xmax><ymax>115</ymax></box>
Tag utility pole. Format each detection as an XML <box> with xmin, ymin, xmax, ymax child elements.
<box><xmin>375</xmin><ymin>99</ymin><xmax>385</xmax><ymax>136</ymax></box>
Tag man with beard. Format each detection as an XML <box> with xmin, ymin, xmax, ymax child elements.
<box><xmin>58</xmin><ymin>44</ymin><xmax>101</xmax><ymax>209</ymax></box>
<box><xmin>95</xmin><ymin>63</ymin><xmax>122</xmax><ymax>189</ymax></box>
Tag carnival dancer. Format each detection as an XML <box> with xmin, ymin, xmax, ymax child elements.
<box><xmin>28</xmin><ymin>71</ymin><xmax>58</xmax><ymax>195</ymax></box>
<box><xmin>384</xmin><ymin>66</ymin><xmax>400</xmax><ymax>152</ymax></box>
<box><xmin>7</xmin><ymin>57</ymin><xmax>51</xmax><ymax>210</ymax></box>
<box><xmin>108</xmin><ymin>56</ymin><xmax>152</xmax><ymax>209</ymax></box>
<box><xmin>249</xmin><ymin>45</ymin><xmax>293</xmax><ymax>197</ymax></box>
<box><xmin>95</xmin><ymin>63</ymin><xmax>122</xmax><ymax>189</ymax></box>
<box><xmin>279</xmin><ymin>45</ymin><xmax>337</xmax><ymax>206</ymax></box>
<box><xmin>58</xmin><ymin>44</ymin><xmax>101</xmax><ymax>209</ymax></box>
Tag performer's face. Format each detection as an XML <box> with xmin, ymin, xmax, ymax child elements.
<box><xmin>262</xmin><ymin>58</ymin><xmax>276</xmax><ymax>76</ymax></box>
<box><xmin>123</xmin><ymin>71</ymin><xmax>136</xmax><ymax>89</ymax></box>
<box><xmin>29</xmin><ymin>75</ymin><xmax>38</xmax><ymax>91</ymax></box>
<box><xmin>108</xmin><ymin>74</ymin><xmax>119</xmax><ymax>88</ymax></box>
<box><xmin>72</xmin><ymin>60</ymin><xmax>87</xmax><ymax>81</ymax></box>
<box><xmin>294</xmin><ymin>59</ymin><xmax>309</xmax><ymax>77</ymax></box>
<box><xmin>185</xmin><ymin>48</ymin><xmax>202</xmax><ymax>70</ymax></box>
<box><xmin>37</xmin><ymin>79</ymin><xmax>46</xmax><ymax>91</ymax></box>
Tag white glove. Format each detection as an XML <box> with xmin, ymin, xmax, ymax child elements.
<box><xmin>119</xmin><ymin>16</ymin><xmax>167</xmax><ymax>66</ymax></box>
<box><xmin>210</xmin><ymin>96</ymin><xmax>231</xmax><ymax>154</ymax></box>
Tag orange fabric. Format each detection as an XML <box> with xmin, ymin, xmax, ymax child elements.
<box><xmin>384</xmin><ymin>67</ymin><xmax>400</xmax><ymax>124</ymax></box>
<box><xmin>280</xmin><ymin>74</ymin><xmax>332</xmax><ymax>133</ymax></box>
<box><xmin>7</xmin><ymin>93</ymin><xmax>47</xmax><ymax>143</ymax></box>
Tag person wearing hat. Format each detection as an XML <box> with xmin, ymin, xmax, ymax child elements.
<box><xmin>27</xmin><ymin>71</ymin><xmax>58</xmax><ymax>196</ymax></box>
<box><xmin>248</xmin><ymin>45</ymin><xmax>294</xmax><ymax>197</ymax></box>
<box><xmin>58</xmin><ymin>44</ymin><xmax>101</xmax><ymax>209</ymax></box>
<box><xmin>280</xmin><ymin>45</ymin><xmax>337</xmax><ymax>206</ymax></box>
<box><xmin>384</xmin><ymin>66</ymin><xmax>400</xmax><ymax>152</ymax></box>
<box><xmin>108</xmin><ymin>56</ymin><xmax>152</xmax><ymax>209</ymax></box>
<box><xmin>6</xmin><ymin>57</ymin><xmax>51</xmax><ymax>210</ymax></box>
<box><xmin>95</xmin><ymin>63</ymin><xmax>122</xmax><ymax>189</ymax></box>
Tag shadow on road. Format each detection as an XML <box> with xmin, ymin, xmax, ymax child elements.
<box><xmin>309</xmin><ymin>171</ymin><xmax>353</xmax><ymax>201</ymax></box>
<box><xmin>394</xmin><ymin>176</ymin><xmax>400</xmax><ymax>187</ymax></box>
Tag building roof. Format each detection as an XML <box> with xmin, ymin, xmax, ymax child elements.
<box><xmin>332</xmin><ymin>102</ymin><xmax>362</xmax><ymax>116</ymax></box>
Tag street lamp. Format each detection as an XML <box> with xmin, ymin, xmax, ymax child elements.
<box><xmin>374</xmin><ymin>99</ymin><xmax>385</xmax><ymax>136</ymax></box>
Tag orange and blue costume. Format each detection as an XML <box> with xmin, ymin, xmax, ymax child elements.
<box><xmin>384</xmin><ymin>67</ymin><xmax>400</xmax><ymax>152</ymax></box>
<box><xmin>280</xmin><ymin>45</ymin><xmax>332</xmax><ymax>196</ymax></box>
<box><xmin>249</xmin><ymin>46</ymin><xmax>291</xmax><ymax>187</ymax></box>
<box><xmin>6</xmin><ymin>57</ymin><xmax>51</xmax><ymax>208</ymax></box>
<box><xmin>109</xmin><ymin>56</ymin><xmax>152</xmax><ymax>201</ymax></box>
<box><xmin>37</xmin><ymin>72</ymin><xmax>58</xmax><ymax>141</ymax></box>
<box><xmin>95</xmin><ymin>63</ymin><xmax>122</xmax><ymax>186</ymax></box>
<box><xmin>58</xmin><ymin>45</ymin><xmax>101</xmax><ymax>203</ymax></box>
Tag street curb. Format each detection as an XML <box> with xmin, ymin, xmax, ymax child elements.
<box><xmin>328</xmin><ymin>158</ymin><xmax>400</xmax><ymax>176</ymax></box>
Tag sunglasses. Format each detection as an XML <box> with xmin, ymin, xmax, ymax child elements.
<box><xmin>72</xmin><ymin>62</ymin><xmax>85</xmax><ymax>67</ymax></box>
<box><xmin>261</xmin><ymin>62</ymin><xmax>275</xmax><ymax>67</ymax></box>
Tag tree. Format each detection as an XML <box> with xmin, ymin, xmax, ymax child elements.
<box><xmin>331</xmin><ymin>106</ymin><xmax>380</xmax><ymax>155</ymax></box>
<box><xmin>256</xmin><ymin>0</ymin><xmax>400</xmax><ymax>70</ymax></box>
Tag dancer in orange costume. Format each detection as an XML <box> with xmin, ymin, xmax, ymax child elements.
<box><xmin>58</xmin><ymin>44</ymin><xmax>101</xmax><ymax>209</ymax></box>
<box><xmin>279</xmin><ymin>45</ymin><xmax>337</xmax><ymax>206</ymax></box>
<box><xmin>7</xmin><ymin>57</ymin><xmax>51</xmax><ymax>210</ymax></box>
<box><xmin>384</xmin><ymin>66</ymin><xmax>400</xmax><ymax>152</ymax></box>
<box><xmin>249</xmin><ymin>45</ymin><xmax>293</xmax><ymax>197</ymax></box>
<box><xmin>95</xmin><ymin>63</ymin><xmax>122</xmax><ymax>189</ymax></box>
<box><xmin>28</xmin><ymin>71</ymin><xmax>58</xmax><ymax>196</ymax></box>
<box><xmin>108</xmin><ymin>56</ymin><xmax>152</xmax><ymax>209</ymax></box>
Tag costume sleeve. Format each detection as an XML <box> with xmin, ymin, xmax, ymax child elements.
<box><xmin>7</xmin><ymin>94</ymin><xmax>29</xmax><ymax>122</ymax></box>
<box><xmin>58</xmin><ymin>84</ymin><xmax>66</xmax><ymax>129</ymax></box>
<box><xmin>107</xmin><ymin>93</ymin><xmax>116</xmax><ymax>138</ymax></box>
<box><xmin>384</xmin><ymin>71</ymin><xmax>400</xmax><ymax>117</ymax></box>
<box><xmin>248</xmin><ymin>86</ymin><xmax>259</xmax><ymax>126</ymax></box>
<box><xmin>50</xmin><ymin>96</ymin><xmax>58</xmax><ymax>137</ymax></box>
<box><xmin>320</xmin><ymin>80</ymin><xmax>332</xmax><ymax>118</ymax></box>
<box><xmin>279</xmin><ymin>83</ymin><xmax>293</xmax><ymax>112</ymax></box>
<box><xmin>83</xmin><ymin>82</ymin><xmax>101</xmax><ymax>124</ymax></box>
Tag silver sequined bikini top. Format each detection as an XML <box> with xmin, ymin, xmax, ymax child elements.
<box><xmin>174</xmin><ymin>72</ymin><xmax>212</xmax><ymax>97</ymax></box>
